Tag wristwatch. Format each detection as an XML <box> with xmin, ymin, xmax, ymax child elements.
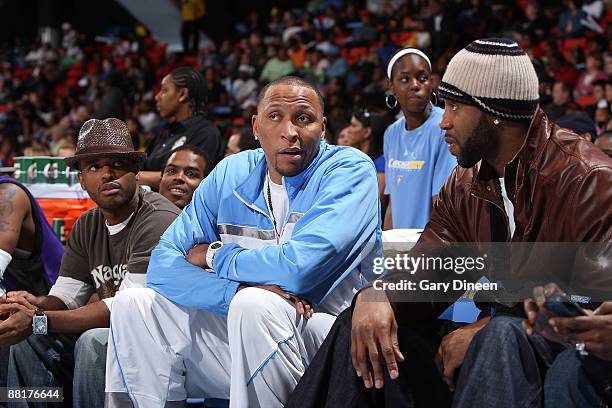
<box><xmin>205</xmin><ymin>241</ymin><xmax>223</xmax><ymax>270</ymax></box>
<box><xmin>32</xmin><ymin>308</ymin><xmax>47</xmax><ymax>335</ymax></box>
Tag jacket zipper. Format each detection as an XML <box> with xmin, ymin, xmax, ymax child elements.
<box><xmin>470</xmin><ymin>192</ymin><xmax>510</xmax><ymax>241</ymax></box>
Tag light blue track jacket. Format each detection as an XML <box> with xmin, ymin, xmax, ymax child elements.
<box><xmin>147</xmin><ymin>141</ymin><xmax>382</xmax><ymax>316</ymax></box>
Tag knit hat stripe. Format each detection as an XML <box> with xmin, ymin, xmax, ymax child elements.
<box><xmin>465</xmin><ymin>42</ymin><xmax>526</xmax><ymax>56</ymax></box>
<box><xmin>473</xmin><ymin>96</ymin><xmax>538</xmax><ymax>119</ymax></box>
<box><xmin>472</xmin><ymin>39</ymin><xmax>520</xmax><ymax>47</ymax></box>
<box><xmin>439</xmin><ymin>37</ymin><xmax>539</xmax><ymax>122</ymax></box>
<box><xmin>440</xmin><ymin>82</ymin><xmax>538</xmax><ymax>120</ymax></box>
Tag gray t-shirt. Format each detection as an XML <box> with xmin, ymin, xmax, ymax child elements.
<box><xmin>58</xmin><ymin>189</ymin><xmax>179</xmax><ymax>300</ymax></box>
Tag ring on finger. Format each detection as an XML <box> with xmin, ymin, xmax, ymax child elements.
<box><xmin>574</xmin><ymin>342</ymin><xmax>589</xmax><ymax>356</ymax></box>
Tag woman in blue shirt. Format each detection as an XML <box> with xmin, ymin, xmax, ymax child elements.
<box><xmin>382</xmin><ymin>48</ymin><xmax>457</xmax><ymax>229</ymax></box>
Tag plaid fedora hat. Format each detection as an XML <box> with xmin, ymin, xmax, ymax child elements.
<box><xmin>64</xmin><ymin>118</ymin><xmax>146</xmax><ymax>169</ymax></box>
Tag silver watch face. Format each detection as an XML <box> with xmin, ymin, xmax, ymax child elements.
<box><xmin>33</xmin><ymin>316</ymin><xmax>47</xmax><ymax>335</ymax></box>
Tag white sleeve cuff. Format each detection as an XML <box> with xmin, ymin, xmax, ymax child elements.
<box><xmin>48</xmin><ymin>277</ymin><xmax>94</xmax><ymax>310</ymax></box>
<box><xmin>118</xmin><ymin>272</ymin><xmax>147</xmax><ymax>289</ymax></box>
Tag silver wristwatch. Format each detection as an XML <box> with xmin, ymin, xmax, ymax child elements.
<box><xmin>32</xmin><ymin>308</ymin><xmax>47</xmax><ymax>335</ymax></box>
<box><xmin>205</xmin><ymin>241</ymin><xmax>224</xmax><ymax>270</ymax></box>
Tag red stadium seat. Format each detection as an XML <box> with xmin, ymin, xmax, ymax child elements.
<box><xmin>66</xmin><ymin>78</ymin><xmax>78</xmax><ymax>88</ymax></box>
<box><xmin>600</xmin><ymin>10</ymin><xmax>612</xmax><ymax>28</ymax></box>
<box><xmin>181</xmin><ymin>55</ymin><xmax>198</xmax><ymax>67</ymax></box>
<box><xmin>87</xmin><ymin>61</ymin><xmax>99</xmax><ymax>74</ymax></box>
<box><xmin>54</xmin><ymin>85</ymin><xmax>66</xmax><ymax>98</ymax></box>
<box><xmin>561</xmin><ymin>38</ymin><xmax>587</xmax><ymax>53</ymax></box>
<box><xmin>576</xmin><ymin>95</ymin><xmax>596</xmax><ymax>108</ymax></box>
<box><xmin>346</xmin><ymin>46</ymin><xmax>369</xmax><ymax>65</ymax></box>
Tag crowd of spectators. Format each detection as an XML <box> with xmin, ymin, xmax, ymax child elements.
<box><xmin>0</xmin><ymin>0</ymin><xmax>611</xmax><ymax>168</ymax></box>
<box><xmin>0</xmin><ymin>2</ymin><xmax>610</xmax><ymax>406</ymax></box>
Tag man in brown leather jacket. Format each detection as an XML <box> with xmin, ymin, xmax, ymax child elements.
<box><xmin>286</xmin><ymin>38</ymin><xmax>612</xmax><ymax>408</ymax></box>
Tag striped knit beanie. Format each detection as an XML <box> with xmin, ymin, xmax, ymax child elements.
<box><xmin>439</xmin><ymin>38</ymin><xmax>539</xmax><ymax>122</ymax></box>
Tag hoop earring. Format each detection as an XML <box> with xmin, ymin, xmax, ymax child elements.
<box><xmin>431</xmin><ymin>90</ymin><xmax>439</xmax><ymax>106</ymax></box>
<box><xmin>385</xmin><ymin>94</ymin><xmax>398</xmax><ymax>109</ymax></box>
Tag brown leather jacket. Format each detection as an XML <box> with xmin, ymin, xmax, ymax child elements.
<box><xmin>422</xmin><ymin>108</ymin><xmax>611</xmax><ymax>244</ymax></box>
<box><xmin>388</xmin><ymin>108</ymin><xmax>612</xmax><ymax>320</ymax></box>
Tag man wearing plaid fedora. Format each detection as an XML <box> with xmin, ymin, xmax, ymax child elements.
<box><xmin>0</xmin><ymin>118</ymin><xmax>180</xmax><ymax>408</ymax></box>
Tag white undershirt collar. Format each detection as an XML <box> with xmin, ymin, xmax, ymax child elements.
<box><xmin>498</xmin><ymin>178</ymin><xmax>516</xmax><ymax>239</ymax></box>
<box><xmin>105</xmin><ymin>212</ymin><xmax>135</xmax><ymax>236</ymax></box>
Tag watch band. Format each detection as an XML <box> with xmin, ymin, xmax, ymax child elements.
<box><xmin>206</xmin><ymin>241</ymin><xmax>223</xmax><ymax>270</ymax></box>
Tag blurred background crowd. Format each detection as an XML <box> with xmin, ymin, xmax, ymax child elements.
<box><xmin>0</xmin><ymin>0</ymin><xmax>611</xmax><ymax>168</ymax></box>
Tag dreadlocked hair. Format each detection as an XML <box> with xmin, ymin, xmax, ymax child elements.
<box><xmin>169</xmin><ymin>67</ymin><xmax>208</xmax><ymax>116</ymax></box>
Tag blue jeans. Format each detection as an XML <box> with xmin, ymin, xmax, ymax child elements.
<box><xmin>545</xmin><ymin>348</ymin><xmax>610</xmax><ymax>407</ymax></box>
<box><xmin>453</xmin><ymin>315</ymin><xmax>562</xmax><ymax>408</ymax></box>
<box><xmin>7</xmin><ymin>328</ymin><xmax>108</xmax><ymax>408</ymax></box>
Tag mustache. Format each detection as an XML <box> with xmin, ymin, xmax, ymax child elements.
<box><xmin>100</xmin><ymin>181</ymin><xmax>122</xmax><ymax>192</ymax></box>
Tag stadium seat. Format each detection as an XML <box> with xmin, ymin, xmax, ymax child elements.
<box><xmin>345</xmin><ymin>47</ymin><xmax>367</xmax><ymax>64</ymax></box>
<box><xmin>577</xmin><ymin>95</ymin><xmax>596</xmax><ymax>107</ymax></box>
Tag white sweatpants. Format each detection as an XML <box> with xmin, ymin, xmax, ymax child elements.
<box><xmin>105</xmin><ymin>287</ymin><xmax>336</xmax><ymax>408</ymax></box>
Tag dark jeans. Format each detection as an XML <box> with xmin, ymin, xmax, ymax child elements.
<box><xmin>453</xmin><ymin>315</ymin><xmax>562</xmax><ymax>408</ymax></box>
<box><xmin>460</xmin><ymin>316</ymin><xmax>612</xmax><ymax>407</ymax></box>
<box><xmin>287</xmin><ymin>310</ymin><xmax>582</xmax><ymax>408</ymax></box>
<box><xmin>285</xmin><ymin>308</ymin><xmax>460</xmax><ymax>408</ymax></box>
<box><xmin>545</xmin><ymin>348</ymin><xmax>612</xmax><ymax>407</ymax></box>
<box><xmin>7</xmin><ymin>329</ymin><xmax>108</xmax><ymax>408</ymax></box>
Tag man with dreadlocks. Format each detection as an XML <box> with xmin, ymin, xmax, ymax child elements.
<box><xmin>138</xmin><ymin>66</ymin><xmax>224</xmax><ymax>189</ymax></box>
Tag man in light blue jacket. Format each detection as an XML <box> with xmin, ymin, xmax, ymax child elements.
<box><xmin>105</xmin><ymin>76</ymin><xmax>381</xmax><ymax>408</ymax></box>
